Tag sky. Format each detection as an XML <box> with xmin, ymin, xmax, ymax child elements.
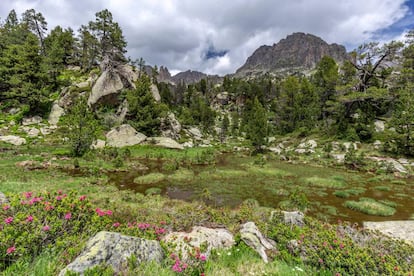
<box><xmin>1</xmin><ymin>0</ymin><xmax>413</xmax><ymax>76</ymax></box>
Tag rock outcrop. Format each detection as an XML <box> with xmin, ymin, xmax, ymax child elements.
<box><xmin>88</xmin><ymin>70</ymin><xmax>125</xmax><ymax>107</ymax></box>
<box><xmin>163</xmin><ymin>226</ymin><xmax>234</xmax><ymax>261</ymax></box>
<box><xmin>48</xmin><ymin>101</ymin><xmax>65</xmax><ymax>125</ymax></box>
<box><xmin>106</xmin><ymin>124</ymin><xmax>147</xmax><ymax>147</ymax></box>
<box><xmin>59</xmin><ymin>231</ymin><xmax>164</xmax><ymax>275</ymax></box>
<box><xmin>147</xmin><ymin>137</ymin><xmax>184</xmax><ymax>150</ymax></box>
<box><xmin>282</xmin><ymin>211</ymin><xmax>305</xmax><ymax>227</ymax></box>
<box><xmin>364</xmin><ymin>221</ymin><xmax>414</xmax><ymax>245</ymax></box>
<box><xmin>160</xmin><ymin>112</ymin><xmax>181</xmax><ymax>139</ymax></box>
<box><xmin>236</xmin><ymin>32</ymin><xmax>348</xmax><ymax>77</ymax></box>
<box><xmin>0</xmin><ymin>135</ymin><xmax>26</xmax><ymax>146</ymax></box>
<box><xmin>240</xmin><ymin>222</ymin><xmax>277</xmax><ymax>263</ymax></box>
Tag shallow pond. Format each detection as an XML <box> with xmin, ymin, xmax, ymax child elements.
<box><xmin>108</xmin><ymin>154</ymin><xmax>414</xmax><ymax>225</ymax></box>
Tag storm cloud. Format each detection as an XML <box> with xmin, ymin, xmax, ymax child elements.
<box><xmin>1</xmin><ymin>0</ymin><xmax>412</xmax><ymax>75</ymax></box>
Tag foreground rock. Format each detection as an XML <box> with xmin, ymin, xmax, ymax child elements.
<box><xmin>48</xmin><ymin>101</ymin><xmax>65</xmax><ymax>125</ymax></box>
<box><xmin>148</xmin><ymin>137</ymin><xmax>184</xmax><ymax>150</ymax></box>
<box><xmin>282</xmin><ymin>211</ymin><xmax>305</xmax><ymax>227</ymax></box>
<box><xmin>240</xmin><ymin>222</ymin><xmax>277</xmax><ymax>263</ymax></box>
<box><xmin>163</xmin><ymin>226</ymin><xmax>234</xmax><ymax>261</ymax></box>
<box><xmin>106</xmin><ymin>124</ymin><xmax>147</xmax><ymax>147</ymax></box>
<box><xmin>0</xmin><ymin>135</ymin><xmax>26</xmax><ymax>146</ymax></box>
<box><xmin>0</xmin><ymin>192</ymin><xmax>8</xmax><ymax>205</ymax></box>
<box><xmin>59</xmin><ymin>231</ymin><xmax>164</xmax><ymax>275</ymax></box>
<box><xmin>363</xmin><ymin>221</ymin><xmax>414</xmax><ymax>245</ymax></box>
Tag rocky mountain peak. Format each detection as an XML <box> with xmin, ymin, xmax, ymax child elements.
<box><xmin>236</xmin><ymin>32</ymin><xmax>348</xmax><ymax>77</ymax></box>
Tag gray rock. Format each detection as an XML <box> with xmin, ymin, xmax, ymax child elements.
<box><xmin>48</xmin><ymin>101</ymin><xmax>65</xmax><ymax>125</ymax></box>
<box><xmin>75</xmin><ymin>81</ymin><xmax>90</xmax><ymax>89</ymax></box>
<box><xmin>373</xmin><ymin>140</ymin><xmax>382</xmax><ymax>150</ymax></box>
<box><xmin>240</xmin><ymin>222</ymin><xmax>276</xmax><ymax>263</ymax></box>
<box><xmin>88</xmin><ymin>71</ymin><xmax>124</xmax><ymax>107</ymax></box>
<box><xmin>106</xmin><ymin>124</ymin><xmax>147</xmax><ymax>148</ymax></box>
<box><xmin>331</xmin><ymin>153</ymin><xmax>345</xmax><ymax>163</ymax></box>
<box><xmin>150</xmin><ymin>83</ymin><xmax>161</xmax><ymax>102</ymax></box>
<box><xmin>298</xmin><ymin>139</ymin><xmax>317</xmax><ymax>149</ymax></box>
<box><xmin>59</xmin><ymin>231</ymin><xmax>164</xmax><ymax>276</ymax></box>
<box><xmin>148</xmin><ymin>137</ymin><xmax>184</xmax><ymax>150</ymax></box>
<box><xmin>22</xmin><ymin>116</ymin><xmax>42</xmax><ymax>126</ymax></box>
<box><xmin>368</xmin><ymin>157</ymin><xmax>408</xmax><ymax>174</ymax></box>
<box><xmin>91</xmin><ymin>139</ymin><xmax>106</xmax><ymax>149</ymax></box>
<box><xmin>163</xmin><ymin>226</ymin><xmax>234</xmax><ymax>261</ymax></box>
<box><xmin>282</xmin><ymin>211</ymin><xmax>304</xmax><ymax>227</ymax></box>
<box><xmin>40</xmin><ymin>127</ymin><xmax>55</xmax><ymax>136</ymax></box>
<box><xmin>0</xmin><ymin>135</ymin><xmax>26</xmax><ymax>146</ymax></box>
<box><xmin>186</xmin><ymin>127</ymin><xmax>203</xmax><ymax>140</ymax></box>
<box><xmin>21</xmin><ymin>127</ymin><xmax>40</xmax><ymax>138</ymax></box>
<box><xmin>182</xmin><ymin>141</ymin><xmax>194</xmax><ymax>148</ymax></box>
<box><xmin>364</xmin><ymin>221</ymin><xmax>414</xmax><ymax>245</ymax></box>
<box><xmin>8</xmin><ymin>108</ymin><xmax>20</xmax><ymax>115</ymax></box>
<box><xmin>343</xmin><ymin>142</ymin><xmax>358</xmax><ymax>151</ymax></box>
<box><xmin>0</xmin><ymin>192</ymin><xmax>8</xmax><ymax>205</ymax></box>
<box><xmin>268</xmin><ymin>147</ymin><xmax>283</xmax><ymax>154</ymax></box>
<box><xmin>374</xmin><ymin>120</ymin><xmax>385</xmax><ymax>132</ymax></box>
<box><xmin>160</xmin><ymin>112</ymin><xmax>181</xmax><ymax>139</ymax></box>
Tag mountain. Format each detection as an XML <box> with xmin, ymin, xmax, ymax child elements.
<box><xmin>236</xmin><ymin>32</ymin><xmax>348</xmax><ymax>77</ymax></box>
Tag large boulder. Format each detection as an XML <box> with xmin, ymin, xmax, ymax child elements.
<box><xmin>59</xmin><ymin>231</ymin><xmax>164</xmax><ymax>275</ymax></box>
<box><xmin>88</xmin><ymin>71</ymin><xmax>124</xmax><ymax>106</ymax></box>
<box><xmin>149</xmin><ymin>137</ymin><xmax>184</xmax><ymax>150</ymax></box>
<box><xmin>106</xmin><ymin>124</ymin><xmax>147</xmax><ymax>147</ymax></box>
<box><xmin>364</xmin><ymin>221</ymin><xmax>414</xmax><ymax>245</ymax></box>
<box><xmin>186</xmin><ymin>127</ymin><xmax>203</xmax><ymax>141</ymax></box>
<box><xmin>0</xmin><ymin>135</ymin><xmax>26</xmax><ymax>146</ymax></box>
<box><xmin>160</xmin><ymin>112</ymin><xmax>181</xmax><ymax>139</ymax></box>
<box><xmin>374</xmin><ymin>120</ymin><xmax>385</xmax><ymax>132</ymax></box>
<box><xmin>48</xmin><ymin>101</ymin><xmax>65</xmax><ymax>125</ymax></box>
<box><xmin>368</xmin><ymin>157</ymin><xmax>408</xmax><ymax>174</ymax></box>
<box><xmin>163</xmin><ymin>226</ymin><xmax>234</xmax><ymax>261</ymax></box>
<box><xmin>21</xmin><ymin>126</ymin><xmax>40</xmax><ymax>138</ymax></box>
<box><xmin>240</xmin><ymin>222</ymin><xmax>277</xmax><ymax>263</ymax></box>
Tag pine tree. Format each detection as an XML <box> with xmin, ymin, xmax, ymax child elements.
<box><xmin>246</xmin><ymin>97</ymin><xmax>268</xmax><ymax>151</ymax></box>
<box><xmin>21</xmin><ymin>9</ymin><xmax>48</xmax><ymax>54</ymax></box>
<box><xmin>63</xmin><ymin>96</ymin><xmax>99</xmax><ymax>157</ymax></box>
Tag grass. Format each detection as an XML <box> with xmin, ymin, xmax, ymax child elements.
<box><xmin>247</xmin><ymin>166</ymin><xmax>294</xmax><ymax>178</ymax></box>
<box><xmin>334</xmin><ymin>187</ymin><xmax>366</xmax><ymax>198</ymax></box>
<box><xmin>374</xmin><ymin>185</ymin><xmax>391</xmax><ymax>191</ymax></box>
<box><xmin>167</xmin><ymin>168</ymin><xmax>194</xmax><ymax>182</ymax></box>
<box><xmin>303</xmin><ymin>176</ymin><xmax>346</xmax><ymax>188</ymax></box>
<box><xmin>344</xmin><ymin>197</ymin><xmax>396</xmax><ymax>216</ymax></box>
<box><xmin>134</xmin><ymin>173</ymin><xmax>167</xmax><ymax>184</ymax></box>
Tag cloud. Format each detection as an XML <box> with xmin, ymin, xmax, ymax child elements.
<box><xmin>0</xmin><ymin>0</ymin><xmax>412</xmax><ymax>75</ymax></box>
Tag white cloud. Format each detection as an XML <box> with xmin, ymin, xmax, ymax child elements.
<box><xmin>0</xmin><ymin>0</ymin><xmax>411</xmax><ymax>75</ymax></box>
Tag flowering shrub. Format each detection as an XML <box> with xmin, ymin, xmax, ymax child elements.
<box><xmin>0</xmin><ymin>190</ymin><xmax>170</xmax><ymax>271</ymax></box>
<box><xmin>268</xmin><ymin>218</ymin><xmax>414</xmax><ymax>275</ymax></box>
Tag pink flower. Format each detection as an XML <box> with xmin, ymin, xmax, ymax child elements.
<box><xmin>95</xmin><ymin>208</ymin><xmax>105</xmax><ymax>216</ymax></box>
<box><xmin>23</xmin><ymin>191</ymin><xmax>33</xmax><ymax>199</ymax></box>
<box><xmin>4</xmin><ymin>217</ymin><xmax>13</xmax><ymax>224</ymax></box>
<box><xmin>113</xmin><ymin>222</ymin><xmax>121</xmax><ymax>228</ymax></box>
<box><xmin>56</xmin><ymin>196</ymin><xmax>62</xmax><ymax>201</ymax></box>
<box><xmin>79</xmin><ymin>195</ymin><xmax>87</xmax><ymax>201</ymax></box>
<box><xmin>26</xmin><ymin>215</ymin><xmax>33</xmax><ymax>222</ymax></box>
<box><xmin>64</xmin><ymin>213</ymin><xmax>72</xmax><ymax>220</ymax></box>
<box><xmin>42</xmin><ymin>225</ymin><xmax>50</xmax><ymax>231</ymax></box>
<box><xmin>57</xmin><ymin>190</ymin><xmax>63</xmax><ymax>195</ymax></box>
<box><xmin>2</xmin><ymin>205</ymin><xmax>10</xmax><ymax>211</ymax></box>
<box><xmin>6</xmin><ymin>246</ymin><xmax>15</xmax><ymax>255</ymax></box>
<box><xmin>318</xmin><ymin>258</ymin><xmax>324</xmax><ymax>264</ymax></box>
<box><xmin>138</xmin><ymin>223</ymin><xmax>151</xmax><ymax>230</ymax></box>
<box><xmin>155</xmin><ymin>228</ymin><xmax>166</xmax><ymax>235</ymax></box>
<box><xmin>105</xmin><ymin>210</ymin><xmax>113</xmax><ymax>216</ymax></box>
<box><xmin>200</xmin><ymin>255</ymin><xmax>206</xmax><ymax>261</ymax></box>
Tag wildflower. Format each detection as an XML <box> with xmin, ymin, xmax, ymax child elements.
<box><xmin>57</xmin><ymin>190</ymin><xmax>63</xmax><ymax>195</ymax></box>
<box><xmin>95</xmin><ymin>208</ymin><xmax>105</xmax><ymax>216</ymax></box>
<box><xmin>160</xmin><ymin>220</ymin><xmax>167</xmax><ymax>225</ymax></box>
<box><xmin>339</xmin><ymin>243</ymin><xmax>344</xmax><ymax>249</ymax></box>
<box><xmin>113</xmin><ymin>222</ymin><xmax>121</xmax><ymax>228</ymax></box>
<box><xmin>2</xmin><ymin>205</ymin><xmax>10</xmax><ymax>211</ymax></box>
<box><xmin>5</xmin><ymin>217</ymin><xmax>13</xmax><ymax>224</ymax></box>
<box><xmin>172</xmin><ymin>260</ymin><xmax>182</xmax><ymax>272</ymax></box>
<box><xmin>200</xmin><ymin>255</ymin><xmax>207</xmax><ymax>261</ymax></box>
<box><xmin>155</xmin><ymin>228</ymin><xmax>166</xmax><ymax>235</ymax></box>
<box><xmin>56</xmin><ymin>196</ymin><xmax>62</xmax><ymax>201</ymax></box>
<box><xmin>42</xmin><ymin>225</ymin><xmax>50</xmax><ymax>231</ymax></box>
<box><xmin>318</xmin><ymin>258</ymin><xmax>324</xmax><ymax>264</ymax></box>
<box><xmin>26</xmin><ymin>215</ymin><xmax>34</xmax><ymax>222</ymax></box>
<box><xmin>138</xmin><ymin>223</ymin><xmax>151</xmax><ymax>230</ymax></box>
<box><xmin>23</xmin><ymin>191</ymin><xmax>33</xmax><ymax>199</ymax></box>
<box><xmin>64</xmin><ymin>213</ymin><xmax>72</xmax><ymax>220</ymax></box>
<box><xmin>79</xmin><ymin>195</ymin><xmax>87</xmax><ymax>201</ymax></box>
<box><xmin>6</xmin><ymin>246</ymin><xmax>15</xmax><ymax>255</ymax></box>
<box><xmin>105</xmin><ymin>210</ymin><xmax>113</xmax><ymax>216</ymax></box>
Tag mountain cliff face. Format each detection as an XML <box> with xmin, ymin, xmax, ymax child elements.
<box><xmin>236</xmin><ymin>32</ymin><xmax>348</xmax><ymax>77</ymax></box>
